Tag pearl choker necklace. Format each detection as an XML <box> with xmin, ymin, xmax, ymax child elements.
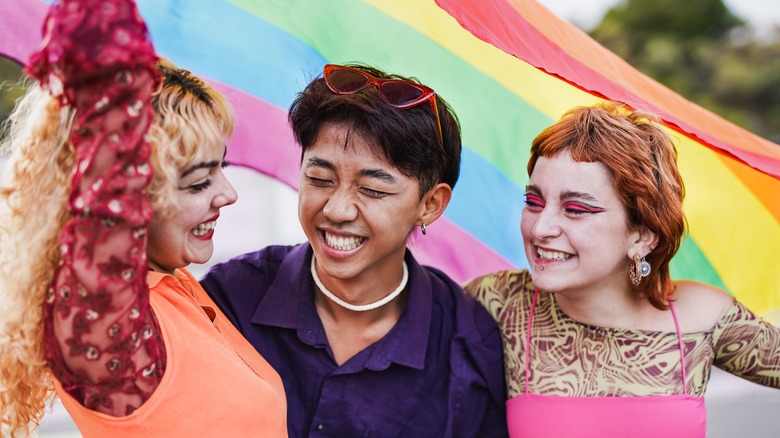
<box><xmin>310</xmin><ymin>258</ymin><xmax>409</xmax><ymax>312</ymax></box>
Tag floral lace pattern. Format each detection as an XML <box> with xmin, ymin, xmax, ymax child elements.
<box><xmin>29</xmin><ymin>0</ymin><xmax>166</xmax><ymax>416</ymax></box>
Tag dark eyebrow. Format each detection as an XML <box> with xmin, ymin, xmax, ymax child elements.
<box><xmin>181</xmin><ymin>160</ymin><xmax>220</xmax><ymax>177</ymax></box>
<box><xmin>305</xmin><ymin>157</ymin><xmax>398</xmax><ymax>184</ymax></box>
<box><xmin>181</xmin><ymin>146</ymin><xmax>228</xmax><ymax>177</ymax></box>
<box><xmin>360</xmin><ymin>168</ymin><xmax>397</xmax><ymax>184</ymax></box>
<box><xmin>525</xmin><ymin>184</ymin><xmax>542</xmax><ymax>195</ymax></box>
<box><xmin>304</xmin><ymin>156</ymin><xmax>335</xmax><ymax>171</ymax></box>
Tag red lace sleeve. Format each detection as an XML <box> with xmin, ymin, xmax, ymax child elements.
<box><xmin>28</xmin><ymin>0</ymin><xmax>166</xmax><ymax>416</ymax></box>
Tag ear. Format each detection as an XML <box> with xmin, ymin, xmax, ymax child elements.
<box><xmin>628</xmin><ymin>225</ymin><xmax>659</xmax><ymax>259</ymax></box>
<box><xmin>417</xmin><ymin>183</ymin><xmax>452</xmax><ymax>228</ymax></box>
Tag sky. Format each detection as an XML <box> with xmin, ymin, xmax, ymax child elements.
<box><xmin>538</xmin><ymin>0</ymin><xmax>780</xmax><ymax>39</ymax></box>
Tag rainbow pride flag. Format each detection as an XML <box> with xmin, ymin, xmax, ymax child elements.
<box><xmin>4</xmin><ymin>0</ymin><xmax>779</xmax><ymax>321</ymax></box>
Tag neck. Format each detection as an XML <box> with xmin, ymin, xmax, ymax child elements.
<box><xmin>148</xmin><ymin>260</ymin><xmax>175</xmax><ymax>276</ymax></box>
<box><xmin>311</xmin><ymin>257</ymin><xmax>409</xmax><ymax>316</ymax></box>
<box><xmin>553</xmin><ymin>283</ymin><xmax>645</xmax><ymax>328</ymax></box>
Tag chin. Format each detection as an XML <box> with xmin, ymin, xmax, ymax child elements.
<box><xmin>187</xmin><ymin>252</ymin><xmax>214</xmax><ymax>266</ymax></box>
<box><xmin>529</xmin><ymin>272</ymin><xmax>564</xmax><ymax>293</ymax></box>
<box><xmin>193</xmin><ymin>257</ymin><xmax>213</xmax><ymax>266</ymax></box>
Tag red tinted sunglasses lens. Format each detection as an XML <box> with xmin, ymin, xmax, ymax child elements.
<box><xmin>326</xmin><ymin>68</ymin><xmax>369</xmax><ymax>93</ymax></box>
<box><xmin>378</xmin><ymin>81</ymin><xmax>427</xmax><ymax>108</ymax></box>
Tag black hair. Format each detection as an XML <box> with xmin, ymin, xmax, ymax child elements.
<box><xmin>289</xmin><ymin>63</ymin><xmax>461</xmax><ymax>197</ymax></box>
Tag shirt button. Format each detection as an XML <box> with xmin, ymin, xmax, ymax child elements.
<box><xmin>316</xmin><ymin>424</ymin><xmax>324</xmax><ymax>431</ymax></box>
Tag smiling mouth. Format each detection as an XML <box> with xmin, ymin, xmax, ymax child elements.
<box><xmin>323</xmin><ymin>231</ymin><xmax>365</xmax><ymax>251</ymax></box>
<box><xmin>192</xmin><ymin>220</ymin><xmax>216</xmax><ymax>237</ymax></box>
<box><xmin>537</xmin><ymin>247</ymin><xmax>573</xmax><ymax>261</ymax></box>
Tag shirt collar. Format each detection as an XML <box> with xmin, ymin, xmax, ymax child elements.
<box><xmin>147</xmin><ymin>268</ymin><xmax>188</xmax><ymax>289</ymax></box>
<box><xmin>147</xmin><ymin>270</ymin><xmax>166</xmax><ymax>289</ymax></box>
<box><xmin>252</xmin><ymin>244</ymin><xmax>432</xmax><ymax>370</ymax></box>
<box><xmin>251</xmin><ymin>244</ymin><xmax>317</xmax><ymax>330</ymax></box>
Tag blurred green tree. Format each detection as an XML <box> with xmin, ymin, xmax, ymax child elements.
<box><xmin>590</xmin><ymin>0</ymin><xmax>780</xmax><ymax>143</ymax></box>
<box><xmin>0</xmin><ymin>57</ymin><xmax>28</xmax><ymax>143</ymax></box>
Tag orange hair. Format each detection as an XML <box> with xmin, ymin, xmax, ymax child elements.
<box><xmin>528</xmin><ymin>102</ymin><xmax>685</xmax><ymax>309</ymax></box>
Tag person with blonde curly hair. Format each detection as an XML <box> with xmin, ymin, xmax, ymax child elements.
<box><xmin>0</xmin><ymin>0</ymin><xmax>286</xmax><ymax>436</ymax></box>
<box><xmin>464</xmin><ymin>102</ymin><xmax>780</xmax><ymax>437</ymax></box>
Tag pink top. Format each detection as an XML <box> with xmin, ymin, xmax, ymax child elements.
<box><xmin>506</xmin><ymin>289</ymin><xmax>705</xmax><ymax>437</ymax></box>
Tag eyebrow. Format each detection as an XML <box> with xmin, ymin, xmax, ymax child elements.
<box><xmin>525</xmin><ymin>184</ymin><xmax>601</xmax><ymax>203</ymax></box>
<box><xmin>560</xmin><ymin>190</ymin><xmax>600</xmax><ymax>203</ymax></box>
<box><xmin>305</xmin><ymin>156</ymin><xmax>398</xmax><ymax>184</ymax></box>
<box><xmin>305</xmin><ymin>156</ymin><xmax>335</xmax><ymax>171</ymax></box>
<box><xmin>181</xmin><ymin>160</ymin><xmax>220</xmax><ymax>177</ymax></box>
<box><xmin>181</xmin><ymin>146</ymin><xmax>228</xmax><ymax>177</ymax></box>
<box><xmin>360</xmin><ymin>168</ymin><xmax>397</xmax><ymax>184</ymax></box>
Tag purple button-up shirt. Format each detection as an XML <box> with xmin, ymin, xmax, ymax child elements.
<box><xmin>202</xmin><ymin>244</ymin><xmax>508</xmax><ymax>438</ymax></box>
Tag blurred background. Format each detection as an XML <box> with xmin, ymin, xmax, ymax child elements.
<box><xmin>2</xmin><ymin>0</ymin><xmax>779</xmax><ymax>436</ymax></box>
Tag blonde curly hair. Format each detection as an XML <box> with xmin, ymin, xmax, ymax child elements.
<box><xmin>0</xmin><ymin>58</ymin><xmax>233</xmax><ymax>436</ymax></box>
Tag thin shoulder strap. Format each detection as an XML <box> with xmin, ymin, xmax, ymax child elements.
<box><xmin>525</xmin><ymin>289</ymin><xmax>539</xmax><ymax>394</ymax></box>
<box><xmin>668</xmin><ymin>301</ymin><xmax>688</xmax><ymax>395</ymax></box>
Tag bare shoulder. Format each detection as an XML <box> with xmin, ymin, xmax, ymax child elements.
<box><xmin>671</xmin><ymin>280</ymin><xmax>735</xmax><ymax>332</ymax></box>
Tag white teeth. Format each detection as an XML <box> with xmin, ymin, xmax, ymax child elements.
<box><xmin>537</xmin><ymin>248</ymin><xmax>572</xmax><ymax>261</ymax></box>
<box><xmin>324</xmin><ymin>232</ymin><xmax>364</xmax><ymax>251</ymax></box>
<box><xmin>192</xmin><ymin>220</ymin><xmax>216</xmax><ymax>236</ymax></box>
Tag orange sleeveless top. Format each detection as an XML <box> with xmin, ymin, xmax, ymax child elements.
<box><xmin>53</xmin><ymin>269</ymin><xmax>287</xmax><ymax>437</ymax></box>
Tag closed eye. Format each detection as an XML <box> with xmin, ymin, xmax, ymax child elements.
<box><xmin>563</xmin><ymin>202</ymin><xmax>606</xmax><ymax>215</ymax></box>
<box><xmin>189</xmin><ymin>180</ymin><xmax>212</xmax><ymax>192</ymax></box>
<box><xmin>359</xmin><ymin>187</ymin><xmax>388</xmax><ymax>198</ymax></box>
<box><xmin>306</xmin><ymin>176</ymin><xmax>332</xmax><ymax>187</ymax></box>
<box><xmin>524</xmin><ymin>193</ymin><xmax>545</xmax><ymax>210</ymax></box>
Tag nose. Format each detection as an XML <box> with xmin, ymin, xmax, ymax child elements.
<box><xmin>529</xmin><ymin>206</ymin><xmax>561</xmax><ymax>240</ymax></box>
<box><xmin>213</xmin><ymin>172</ymin><xmax>238</xmax><ymax>208</ymax></box>
<box><xmin>322</xmin><ymin>187</ymin><xmax>358</xmax><ymax>223</ymax></box>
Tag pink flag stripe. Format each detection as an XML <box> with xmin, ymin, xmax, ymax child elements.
<box><xmin>2</xmin><ymin>0</ymin><xmax>49</xmax><ymax>64</ymax></box>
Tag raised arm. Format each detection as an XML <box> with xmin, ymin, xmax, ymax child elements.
<box><xmin>29</xmin><ymin>0</ymin><xmax>166</xmax><ymax>416</ymax></box>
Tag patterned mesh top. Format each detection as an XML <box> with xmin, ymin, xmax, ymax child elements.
<box><xmin>30</xmin><ymin>0</ymin><xmax>165</xmax><ymax>416</ymax></box>
<box><xmin>464</xmin><ymin>270</ymin><xmax>780</xmax><ymax>399</ymax></box>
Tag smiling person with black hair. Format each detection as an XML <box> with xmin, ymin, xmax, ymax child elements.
<box><xmin>202</xmin><ymin>63</ymin><xmax>508</xmax><ymax>438</ymax></box>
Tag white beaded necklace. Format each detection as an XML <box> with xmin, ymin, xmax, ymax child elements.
<box><xmin>310</xmin><ymin>258</ymin><xmax>409</xmax><ymax>312</ymax></box>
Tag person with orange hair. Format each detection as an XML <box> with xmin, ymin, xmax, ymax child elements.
<box><xmin>0</xmin><ymin>0</ymin><xmax>286</xmax><ymax>436</ymax></box>
<box><xmin>464</xmin><ymin>102</ymin><xmax>780</xmax><ymax>437</ymax></box>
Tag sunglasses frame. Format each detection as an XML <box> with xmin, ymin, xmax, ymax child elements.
<box><xmin>323</xmin><ymin>64</ymin><xmax>443</xmax><ymax>145</ymax></box>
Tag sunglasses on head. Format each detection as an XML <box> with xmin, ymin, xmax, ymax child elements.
<box><xmin>323</xmin><ymin>64</ymin><xmax>443</xmax><ymax>145</ymax></box>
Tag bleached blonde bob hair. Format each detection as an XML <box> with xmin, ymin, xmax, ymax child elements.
<box><xmin>0</xmin><ymin>58</ymin><xmax>233</xmax><ymax>436</ymax></box>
